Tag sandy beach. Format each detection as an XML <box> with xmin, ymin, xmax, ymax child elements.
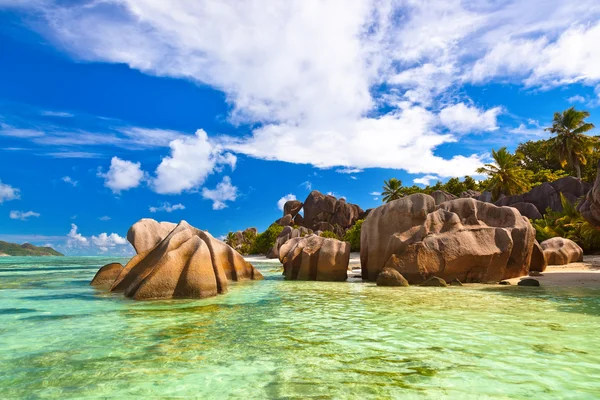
<box><xmin>247</xmin><ymin>254</ymin><xmax>600</xmax><ymax>288</ymax></box>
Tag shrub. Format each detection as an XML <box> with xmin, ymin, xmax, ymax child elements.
<box><xmin>249</xmin><ymin>224</ymin><xmax>284</xmax><ymax>255</ymax></box>
<box><xmin>532</xmin><ymin>193</ymin><xmax>600</xmax><ymax>252</ymax></box>
<box><xmin>343</xmin><ymin>219</ymin><xmax>363</xmax><ymax>252</ymax></box>
<box><xmin>319</xmin><ymin>230</ymin><xmax>339</xmax><ymax>239</ymax></box>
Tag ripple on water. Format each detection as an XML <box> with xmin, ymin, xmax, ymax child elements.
<box><xmin>0</xmin><ymin>258</ymin><xmax>600</xmax><ymax>399</ymax></box>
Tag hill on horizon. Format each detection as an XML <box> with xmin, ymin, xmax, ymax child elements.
<box><xmin>0</xmin><ymin>241</ymin><xmax>64</xmax><ymax>256</ymax></box>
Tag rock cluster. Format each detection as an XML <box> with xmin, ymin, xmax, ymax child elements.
<box><xmin>540</xmin><ymin>237</ymin><xmax>584</xmax><ymax>266</ymax></box>
<box><xmin>278</xmin><ymin>234</ymin><xmax>350</xmax><ymax>281</ymax></box>
<box><xmin>267</xmin><ymin>225</ymin><xmax>313</xmax><ymax>259</ymax></box>
<box><xmin>91</xmin><ymin>220</ymin><xmax>263</xmax><ymax>300</ymax></box>
<box><xmin>578</xmin><ymin>161</ymin><xmax>600</xmax><ymax>228</ymax></box>
<box><xmin>496</xmin><ymin>176</ymin><xmax>591</xmax><ymax>217</ymax></box>
<box><xmin>360</xmin><ymin>194</ymin><xmax>537</xmax><ymax>284</ymax></box>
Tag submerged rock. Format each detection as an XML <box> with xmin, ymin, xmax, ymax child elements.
<box><xmin>541</xmin><ymin>237</ymin><xmax>583</xmax><ymax>265</ymax></box>
<box><xmin>93</xmin><ymin>219</ymin><xmax>262</xmax><ymax>300</ymax></box>
<box><xmin>518</xmin><ymin>278</ymin><xmax>540</xmax><ymax>287</ymax></box>
<box><xmin>90</xmin><ymin>262</ymin><xmax>123</xmax><ymax>286</ymax></box>
<box><xmin>499</xmin><ymin>280</ymin><xmax>511</xmax><ymax>285</ymax></box>
<box><xmin>360</xmin><ymin>194</ymin><xmax>536</xmax><ymax>284</ymax></box>
<box><xmin>376</xmin><ymin>267</ymin><xmax>409</xmax><ymax>287</ymax></box>
<box><xmin>279</xmin><ymin>234</ymin><xmax>350</xmax><ymax>281</ymax></box>
<box><xmin>420</xmin><ymin>276</ymin><xmax>448</xmax><ymax>287</ymax></box>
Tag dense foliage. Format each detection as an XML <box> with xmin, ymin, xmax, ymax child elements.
<box><xmin>343</xmin><ymin>219</ymin><xmax>363</xmax><ymax>252</ymax></box>
<box><xmin>476</xmin><ymin>147</ymin><xmax>532</xmax><ymax>201</ymax></box>
<box><xmin>249</xmin><ymin>224</ymin><xmax>284</xmax><ymax>255</ymax></box>
<box><xmin>532</xmin><ymin>194</ymin><xmax>600</xmax><ymax>252</ymax></box>
<box><xmin>318</xmin><ymin>231</ymin><xmax>339</xmax><ymax>239</ymax></box>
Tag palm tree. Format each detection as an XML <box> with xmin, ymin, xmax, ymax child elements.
<box><xmin>545</xmin><ymin>106</ymin><xmax>597</xmax><ymax>179</ymax></box>
<box><xmin>476</xmin><ymin>147</ymin><xmax>531</xmax><ymax>201</ymax></box>
<box><xmin>225</xmin><ymin>232</ymin><xmax>237</xmax><ymax>247</ymax></box>
<box><xmin>382</xmin><ymin>178</ymin><xmax>403</xmax><ymax>203</ymax></box>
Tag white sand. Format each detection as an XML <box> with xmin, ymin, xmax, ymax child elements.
<box><xmin>507</xmin><ymin>255</ymin><xmax>600</xmax><ymax>288</ymax></box>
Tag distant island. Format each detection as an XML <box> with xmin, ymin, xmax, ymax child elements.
<box><xmin>0</xmin><ymin>241</ymin><xmax>64</xmax><ymax>256</ymax></box>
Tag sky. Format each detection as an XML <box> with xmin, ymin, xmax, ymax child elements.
<box><xmin>1</xmin><ymin>0</ymin><xmax>600</xmax><ymax>255</ymax></box>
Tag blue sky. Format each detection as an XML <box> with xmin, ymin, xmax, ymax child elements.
<box><xmin>1</xmin><ymin>0</ymin><xmax>599</xmax><ymax>255</ymax></box>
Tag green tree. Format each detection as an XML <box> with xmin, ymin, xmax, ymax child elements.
<box><xmin>444</xmin><ymin>177</ymin><xmax>466</xmax><ymax>196</ymax></box>
<box><xmin>545</xmin><ymin>107</ymin><xmax>597</xmax><ymax>179</ymax></box>
<box><xmin>463</xmin><ymin>176</ymin><xmax>477</xmax><ymax>191</ymax></box>
<box><xmin>382</xmin><ymin>178</ymin><xmax>403</xmax><ymax>203</ymax></box>
<box><xmin>343</xmin><ymin>219</ymin><xmax>363</xmax><ymax>252</ymax></box>
<box><xmin>224</xmin><ymin>232</ymin><xmax>237</xmax><ymax>248</ymax></box>
<box><xmin>249</xmin><ymin>224</ymin><xmax>284</xmax><ymax>255</ymax></box>
<box><xmin>476</xmin><ymin>147</ymin><xmax>531</xmax><ymax>201</ymax></box>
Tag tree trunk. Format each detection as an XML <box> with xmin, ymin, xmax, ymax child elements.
<box><xmin>575</xmin><ymin>162</ymin><xmax>582</xmax><ymax>180</ymax></box>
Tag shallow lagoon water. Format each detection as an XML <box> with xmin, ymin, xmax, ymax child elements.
<box><xmin>1</xmin><ymin>257</ymin><xmax>600</xmax><ymax>399</ymax></box>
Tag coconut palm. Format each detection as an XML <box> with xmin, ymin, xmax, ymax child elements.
<box><xmin>545</xmin><ymin>107</ymin><xmax>597</xmax><ymax>179</ymax></box>
<box><xmin>476</xmin><ymin>147</ymin><xmax>531</xmax><ymax>201</ymax></box>
<box><xmin>224</xmin><ymin>232</ymin><xmax>237</xmax><ymax>247</ymax></box>
<box><xmin>382</xmin><ymin>178</ymin><xmax>403</xmax><ymax>203</ymax></box>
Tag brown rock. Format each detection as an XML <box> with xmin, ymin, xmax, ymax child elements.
<box><xmin>93</xmin><ymin>220</ymin><xmax>262</xmax><ymax>300</ymax></box>
<box><xmin>376</xmin><ymin>267</ymin><xmax>409</xmax><ymax>287</ymax></box>
<box><xmin>541</xmin><ymin>237</ymin><xmax>584</xmax><ymax>265</ymax></box>
<box><xmin>460</xmin><ymin>190</ymin><xmax>481</xmax><ymax>199</ymax></box>
<box><xmin>510</xmin><ymin>202</ymin><xmax>542</xmax><ymax>220</ymax></box>
<box><xmin>529</xmin><ymin>240</ymin><xmax>547</xmax><ymax>272</ymax></box>
<box><xmin>518</xmin><ymin>278</ymin><xmax>540</xmax><ymax>287</ymax></box>
<box><xmin>420</xmin><ymin>276</ymin><xmax>448</xmax><ymax>287</ymax></box>
<box><xmin>90</xmin><ymin>263</ymin><xmax>123</xmax><ymax>286</ymax></box>
<box><xmin>276</xmin><ymin>214</ymin><xmax>294</xmax><ymax>226</ymax></box>
<box><xmin>283</xmin><ymin>200</ymin><xmax>303</xmax><ymax>217</ymax></box>
<box><xmin>579</xmin><ymin>161</ymin><xmax>600</xmax><ymax>228</ymax></box>
<box><xmin>431</xmin><ymin>190</ymin><xmax>457</xmax><ymax>205</ymax></box>
<box><xmin>127</xmin><ymin>219</ymin><xmax>177</xmax><ymax>254</ymax></box>
<box><xmin>302</xmin><ymin>190</ymin><xmax>363</xmax><ymax>230</ymax></box>
<box><xmin>294</xmin><ymin>213</ymin><xmax>305</xmax><ymax>227</ymax></box>
<box><xmin>360</xmin><ymin>194</ymin><xmax>536</xmax><ymax>284</ymax></box>
<box><xmin>278</xmin><ymin>234</ymin><xmax>350</xmax><ymax>281</ymax></box>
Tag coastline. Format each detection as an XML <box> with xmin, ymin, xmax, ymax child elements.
<box><xmin>246</xmin><ymin>254</ymin><xmax>600</xmax><ymax>288</ymax></box>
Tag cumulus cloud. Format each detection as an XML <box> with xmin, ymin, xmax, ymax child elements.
<box><xmin>149</xmin><ymin>202</ymin><xmax>185</xmax><ymax>213</ymax></box>
<box><xmin>369</xmin><ymin>191</ymin><xmax>381</xmax><ymax>196</ymax></box>
<box><xmin>62</xmin><ymin>176</ymin><xmax>78</xmax><ymax>186</ymax></box>
<box><xmin>336</xmin><ymin>168</ymin><xmax>363</xmax><ymax>174</ymax></box>
<box><xmin>6</xmin><ymin>0</ymin><xmax>600</xmax><ymax>177</ymax></box>
<box><xmin>152</xmin><ymin>129</ymin><xmax>236</xmax><ymax>194</ymax></box>
<box><xmin>567</xmin><ymin>95</ymin><xmax>586</xmax><ymax>103</ymax></box>
<box><xmin>91</xmin><ymin>232</ymin><xmax>128</xmax><ymax>252</ymax></box>
<box><xmin>439</xmin><ymin>103</ymin><xmax>501</xmax><ymax>134</ymax></box>
<box><xmin>277</xmin><ymin>194</ymin><xmax>296</xmax><ymax>211</ymax></box>
<box><xmin>9</xmin><ymin>210</ymin><xmax>40</xmax><ymax>220</ymax></box>
<box><xmin>0</xmin><ymin>180</ymin><xmax>20</xmax><ymax>203</ymax></box>
<box><xmin>201</xmin><ymin>176</ymin><xmax>238</xmax><ymax>210</ymax></box>
<box><xmin>414</xmin><ymin>175</ymin><xmax>440</xmax><ymax>186</ymax></box>
<box><xmin>98</xmin><ymin>156</ymin><xmax>145</xmax><ymax>194</ymax></box>
<box><xmin>66</xmin><ymin>223</ymin><xmax>88</xmax><ymax>247</ymax></box>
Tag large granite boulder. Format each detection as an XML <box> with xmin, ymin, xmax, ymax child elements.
<box><xmin>431</xmin><ymin>190</ymin><xmax>457</xmax><ymax>205</ymax></box>
<box><xmin>460</xmin><ymin>190</ymin><xmax>481</xmax><ymax>199</ymax></box>
<box><xmin>276</xmin><ymin>214</ymin><xmax>294</xmax><ymax>226</ymax></box>
<box><xmin>541</xmin><ymin>237</ymin><xmax>584</xmax><ymax>265</ymax></box>
<box><xmin>529</xmin><ymin>241</ymin><xmax>548</xmax><ymax>272</ymax></box>
<box><xmin>360</xmin><ymin>194</ymin><xmax>536</xmax><ymax>284</ymax></box>
<box><xmin>93</xmin><ymin>220</ymin><xmax>263</xmax><ymax>300</ymax></box>
<box><xmin>510</xmin><ymin>202</ymin><xmax>543</xmax><ymax>220</ymax></box>
<box><xmin>578</xmin><ymin>161</ymin><xmax>600</xmax><ymax>228</ymax></box>
<box><xmin>302</xmin><ymin>191</ymin><xmax>363</xmax><ymax>230</ymax></box>
<box><xmin>266</xmin><ymin>225</ymin><xmax>313</xmax><ymax>259</ymax></box>
<box><xmin>127</xmin><ymin>219</ymin><xmax>177</xmax><ymax>253</ymax></box>
<box><xmin>279</xmin><ymin>234</ymin><xmax>350</xmax><ymax>281</ymax></box>
<box><xmin>90</xmin><ymin>262</ymin><xmax>123</xmax><ymax>286</ymax></box>
<box><xmin>283</xmin><ymin>200</ymin><xmax>303</xmax><ymax>218</ymax></box>
<box><xmin>496</xmin><ymin>177</ymin><xmax>591</xmax><ymax>215</ymax></box>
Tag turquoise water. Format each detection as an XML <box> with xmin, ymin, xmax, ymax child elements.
<box><xmin>1</xmin><ymin>257</ymin><xmax>600</xmax><ymax>399</ymax></box>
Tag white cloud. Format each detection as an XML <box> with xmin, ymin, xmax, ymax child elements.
<box><xmin>439</xmin><ymin>103</ymin><xmax>501</xmax><ymax>134</ymax></box>
<box><xmin>66</xmin><ymin>223</ymin><xmax>88</xmax><ymax>247</ymax></box>
<box><xmin>7</xmin><ymin>0</ymin><xmax>600</xmax><ymax>177</ymax></box>
<box><xmin>301</xmin><ymin>181</ymin><xmax>312</xmax><ymax>191</ymax></box>
<box><xmin>99</xmin><ymin>216</ymin><xmax>111</xmax><ymax>221</ymax></box>
<box><xmin>277</xmin><ymin>194</ymin><xmax>296</xmax><ymax>211</ymax></box>
<box><xmin>201</xmin><ymin>176</ymin><xmax>238</xmax><ymax>210</ymax></box>
<box><xmin>91</xmin><ymin>232</ymin><xmax>128</xmax><ymax>252</ymax></box>
<box><xmin>98</xmin><ymin>156</ymin><xmax>145</xmax><ymax>194</ymax></box>
<box><xmin>369</xmin><ymin>191</ymin><xmax>381</xmax><ymax>196</ymax></box>
<box><xmin>62</xmin><ymin>176</ymin><xmax>78</xmax><ymax>187</ymax></box>
<box><xmin>42</xmin><ymin>110</ymin><xmax>73</xmax><ymax>117</ymax></box>
<box><xmin>149</xmin><ymin>202</ymin><xmax>185</xmax><ymax>213</ymax></box>
<box><xmin>326</xmin><ymin>191</ymin><xmax>345</xmax><ymax>200</ymax></box>
<box><xmin>152</xmin><ymin>129</ymin><xmax>236</xmax><ymax>194</ymax></box>
<box><xmin>335</xmin><ymin>168</ymin><xmax>363</xmax><ymax>174</ymax></box>
<box><xmin>9</xmin><ymin>210</ymin><xmax>40</xmax><ymax>220</ymax></box>
<box><xmin>414</xmin><ymin>175</ymin><xmax>440</xmax><ymax>186</ymax></box>
<box><xmin>0</xmin><ymin>180</ymin><xmax>20</xmax><ymax>203</ymax></box>
<box><xmin>567</xmin><ymin>95</ymin><xmax>586</xmax><ymax>103</ymax></box>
